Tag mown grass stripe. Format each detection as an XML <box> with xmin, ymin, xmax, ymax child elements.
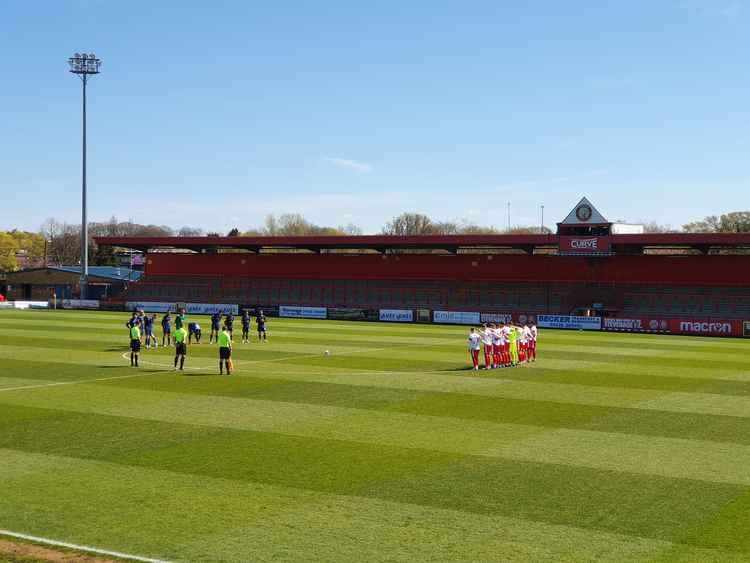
<box><xmin>75</xmin><ymin>373</ymin><xmax>750</xmax><ymax>445</ymax></box>
<box><xmin>0</xmin><ymin>404</ymin><xmax>748</xmax><ymax>549</ymax></box>
<box><xmin>2</xmin><ymin>387</ymin><xmax>750</xmax><ymax>487</ymax></box>
<box><xmin>4</xmin><ymin>449</ymin><xmax>746</xmax><ymax>563</ymax></box>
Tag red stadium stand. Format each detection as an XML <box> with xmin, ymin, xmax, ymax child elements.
<box><xmin>95</xmin><ymin>199</ymin><xmax>750</xmax><ymax>335</ymax></box>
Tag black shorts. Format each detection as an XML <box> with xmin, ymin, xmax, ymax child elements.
<box><xmin>257</xmin><ymin>325</ymin><xmax>266</xmax><ymax>332</ymax></box>
<box><xmin>212</xmin><ymin>324</ymin><xmax>220</xmax><ymax>332</ymax></box>
<box><xmin>219</xmin><ymin>347</ymin><xmax>231</xmax><ymax>360</ymax></box>
<box><xmin>130</xmin><ymin>339</ymin><xmax>141</xmax><ymax>352</ymax></box>
<box><xmin>176</xmin><ymin>343</ymin><xmax>187</xmax><ymax>355</ymax></box>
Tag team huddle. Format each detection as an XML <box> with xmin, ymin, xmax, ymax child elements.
<box><xmin>467</xmin><ymin>323</ymin><xmax>537</xmax><ymax>370</ymax></box>
<box><xmin>125</xmin><ymin>308</ymin><xmax>268</xmax><ymax>375</ymax></box>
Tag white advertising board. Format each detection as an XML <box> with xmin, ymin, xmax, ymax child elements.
<box><xmin>11</xmin><ymin>301</ymin><xmax>49</xmax><ymax>310</ymax></box>
<box><xmin>537</xmin><ymin>314</ymin><xmax>601</xmax><ymax>331</ymax></box>
<box><xmin>480</xmin><ymin>312</ymin><xmax>512</xmax><ymax>324</ymax></box>
<box><xmin>126</xmin><ymin>301</ymin><xmax>174</xmax><ymax>313</ymax></box>
<box><xmin>433</xmin><ymin>310</ymin><xmax>481</xmax><ymax>325</ymax></box>
<box><xmin>279</xmin><ymin>305</ymin><xmax>327</xmax><ymax>319</ymax></box>
<box><xmin>379</xmin><ymin>309</ymin><xmax>413</xmax><ymax>322</ymax></box>
<box><xmin>62</xmin><ymin>299</ymin><xmax>100</xmax><ymax>310</ymax></box>
<box><xmin>185</xmin><ymin>303</ymin><xmax>239</xmax><ymax>315</ymax></box>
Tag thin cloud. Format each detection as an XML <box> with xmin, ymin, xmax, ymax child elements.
<box><xmin>323</xmin><ymin>157</ymin><xmax>373</xmax><ymax>173</ymax></box>
<box><xmin>493</xmin><ymin>170</ymin><xmax>608</xmax><ymax>193</ymax></box>
<box><xmin>681</xmin><ymin>0</ymin><xmax>743</xmax><ymax>23</ymax></box>
<box><xmin>721</xmin><ymin>1</ymin><xmax>742</xmax><ymax>22</ymax></box>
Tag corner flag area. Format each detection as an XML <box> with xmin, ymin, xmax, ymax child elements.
<box><xmin>0</xmin><ymin>309</ymin><xmax>749</xmax><ymax>561</ymax></box>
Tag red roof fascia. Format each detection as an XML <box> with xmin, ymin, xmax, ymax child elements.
<box><xmin>94</xmin><ymin>235</ymin><xmax>557</xmax><ymax>250</ymax></box>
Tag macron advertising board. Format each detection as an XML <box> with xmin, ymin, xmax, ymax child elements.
<box><xmin>279</xmin><ymin>305</ymin><xmax>328</xmax><ymax>319</ymax></box>
<box><xmin>602</xmin><ymin>317</ymin><xmax>744</xmax><ymax>337</ymax></box>
<box><xmin>433</xmin><ymin>310</ymin><xmax>481</xmax><ymax>325</ymax></box>
<box><xmin>537</xmin><ymin>314</ymin><xmax>601</xmax><ymax>331</ymax></box>
<box><xmin>379</xmin><ymin>309</ymin><xmax>413</xmax><ymax>322</ymax></box>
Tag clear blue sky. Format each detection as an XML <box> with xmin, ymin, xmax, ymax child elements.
<box><xmin>2</xmin><ymin>1</ymin><xmax>749</xmax><ymax>233</ymax></box>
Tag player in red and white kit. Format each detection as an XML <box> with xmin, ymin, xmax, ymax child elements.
<box><xmin>480</xmin><ymin>324</ymin><xmax>494</xmax><ymax>369</ymax></box>
<box><xmin>491</xmin><ymin>324</ymin><xmax>503</xmax><ymax>368</ymax></box>
<box><xmin>529</xmin><ymin>324</ymin><xmax>538</xmax><ymax>361</ymax></box>
<box><xmin>468</xmin><ymin>328</ymin><xmax>481</xmax><ymax>370</ymax></box>
<box><xmin>523</xmin><ymin>325</ymin><xmax>533</xmax><ymax>362</ymax></box>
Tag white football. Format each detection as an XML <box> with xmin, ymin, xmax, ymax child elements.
<box><xmin>324</xmin><ymin>350</ymin><xmax>330</xmax><ymax>356</ymax></box>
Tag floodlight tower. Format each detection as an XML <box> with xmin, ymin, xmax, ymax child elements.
<box><xmin>68</xmin><ymin>52</ymin><xmax>101</xmax><ymax>299</ymax></box>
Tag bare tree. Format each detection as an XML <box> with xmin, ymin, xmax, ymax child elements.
<box><xmin>382</xmin><ymin>213</ymin><xmax>439</xmax><ymax>235</ymax></box>
<box><xmin>338</xmin><ymin>223</ymin><xmax>363</xmax><ymax>236</ymax></box>
<box><xmin>178</xmin><ymin>227</ymin><xmax>204</xmax><ymax>237</ymax></box>
<box><xmin>40</xmin><ymin>218</ymin><xmax>80</xmax><ymax>266</ymax></box>
<box><xmin>683</xmin><ymin>212</ymin><xmax>750</xmax><ymax>233</ymax></box>
<box><xmin>642</xmin><ymin>221</ymin><xmax>674</xmax><ymax>233</ymax></box>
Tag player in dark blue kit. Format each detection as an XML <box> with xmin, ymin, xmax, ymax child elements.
<box><xmin>188</xmin><ymin>321</ymin><xmax>202</xmax><ymax>344</ymax></box>
<box><xmin>161</xmin><ymin>311</ymin><xmax>172</xmax><ymax>346</ymax></box>
<box><xmin>225</xmin><ymin>312</ymin><xmax>234</xmax><ymax>340</ymax></box>
<box><xmin>256</xmin><ymin>309</ymin><xmax>267</xmax><ymax>342</ymax></box>
<box><xmin>144</xmin><ymin>314</ymin><xmax>158</xmax><ymax>349</ymax></box>
<box><xmin>241</xmin><ymin>310</ymin><xmax>251</xmax><ymax>343</ymax></box>
<box><xmin>209</xmin><ymin>312</ymin><xmax>221</xmax><ymax>343</ymax></box>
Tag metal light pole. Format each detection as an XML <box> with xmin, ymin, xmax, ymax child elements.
<box><xmin>68</xmin><ymin>53</ymin><xmax>101</xmax><ymax>299</ymax></box>
<box><xmin>541</xmin><ymin>204</ymin><xmax>544</xmax><ymax>234</ymax></box>
<box><xmin>507</xmin><ymin>202</ymin><xmax>511</xmax><ymax>231</ymax></box>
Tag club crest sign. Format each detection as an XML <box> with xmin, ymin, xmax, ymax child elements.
<box><xmin>575</xmin><ymin>203</ymin><xmax>593</xmax><ymax>222</ymax></box>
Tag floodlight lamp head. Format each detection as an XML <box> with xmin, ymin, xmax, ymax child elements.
<box><xmin>68</xmin><ymin>52</ymin><xmax>101</xmax><ymax>75</ymax></box>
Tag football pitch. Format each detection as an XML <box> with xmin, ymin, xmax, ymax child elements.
<box><xmin>1</xmin><ymin>310</ymin><xmax>749</xmax><ymax>562</ymax></box>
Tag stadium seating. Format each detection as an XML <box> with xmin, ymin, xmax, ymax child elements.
<box><xmin>120</xmin><ymin>274</ymin><xmax>750</xmax><ymax>321</ymax></box>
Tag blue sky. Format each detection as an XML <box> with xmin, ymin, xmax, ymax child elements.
<box><xmin>2</xmin><ymin>1</ymin><xmax>750</xmax><ymax>233</ymax></box>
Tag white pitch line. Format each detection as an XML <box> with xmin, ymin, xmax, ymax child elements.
<box><xmin>0</xmin><ymin>345</ymin><xmax>405</xmax><ymax>393</ymax></box>
<box><xmin>0</xmin><ymin>529</ymin><xmax>170</xmax><ymax>563</ymax></box>
<box><xmin>120</xmin><ymin>345</ymin><xmax>398</xmax><ymax>372</ymax></box>
<box><xmin>0</xmin><ymin>371</ymin><xmax>150</xmax><ymax>393</ymax></box>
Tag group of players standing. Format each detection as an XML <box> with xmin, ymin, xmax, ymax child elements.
<box><xmin>467</xmin><ymin>323</ymin><xmax>537</xmax><ymax>370</ymax></box>
<box><xmin>126</xmin><ymin>308</ymin><xmax>267</xmax><ymax>375</ymax></box>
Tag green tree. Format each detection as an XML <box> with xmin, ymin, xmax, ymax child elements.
<box><xmin>0</xmin><ymin>232</ymin><xmax>20</xmax><ymax>272</ymax></box>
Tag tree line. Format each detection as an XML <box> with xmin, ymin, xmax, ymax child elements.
<box><xmin>1</xmin><ymin>211</ymin><xmax>749</xmax><ymax>272</ymax></box>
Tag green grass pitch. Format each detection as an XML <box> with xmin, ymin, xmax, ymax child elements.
<box><xmin>0</xmin><ymin>309</ymin><xmax>749</xmax><ymax>562</ymax></box>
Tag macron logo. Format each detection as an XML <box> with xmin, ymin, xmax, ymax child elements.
<box><xmin>679</xmin><ymin>321</ymin><xmax>731</xmax><ymax>334</ymax></box>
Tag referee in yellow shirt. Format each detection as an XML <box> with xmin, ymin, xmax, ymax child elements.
<box><xmin>218</xmin><ymin>325</ymin><xmax>232</xmax><ymax>375</ymax></box>
<box><xmin>174</xmin><ymin>325</ymin><xmax>188</xmax><ymax>371</ymax></box>
<box><xmin>129</xmin><ymin>322</ymin><xmax>141</xmax><ymax>367</ymax></box>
